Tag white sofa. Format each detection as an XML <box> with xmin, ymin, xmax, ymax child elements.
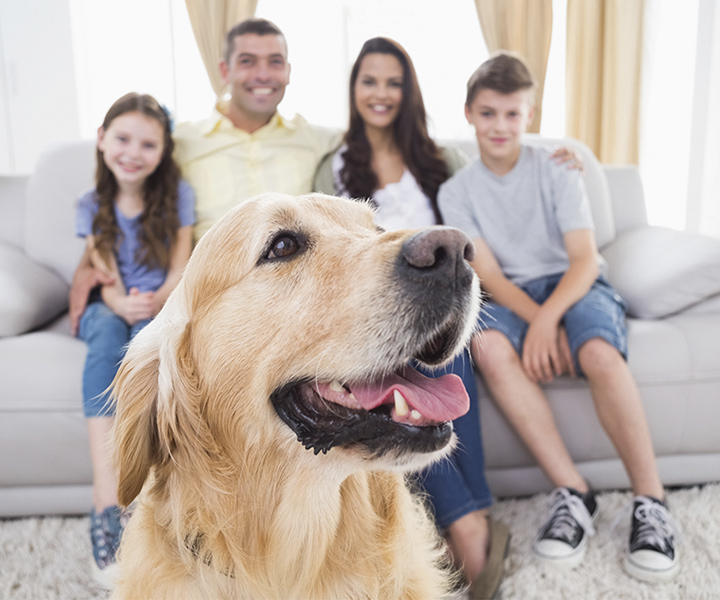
<box><xmin>1</xmin><ymin>137</ymin><xmax>720</xmax><ymax>517</ymax></box>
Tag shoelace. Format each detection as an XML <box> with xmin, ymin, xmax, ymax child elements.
<box><xmin>610</xmin><ymin>496</ymin><xmax>683</xmax><ymax>550</ymax></box>
<box><xmin>632</xmin><ymin>497</ymin><xmax>682</xmax><ymax>551</ymax></box>
<box><xmin>542</xmin><ymin>487</ymin><xmax>596</xmax><ymax>541</ymax></box>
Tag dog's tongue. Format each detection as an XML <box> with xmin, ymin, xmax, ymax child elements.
<box><xmin>348</xmin><ymin>366</ymin><xmax>469</xmax><ymax>422</ymax></box>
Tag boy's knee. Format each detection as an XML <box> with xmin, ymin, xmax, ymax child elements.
<box><xmin>578</xmin><ymin>337</ymin><xmax>624</xmax><ymax>377</ymax></box>
<box><xmin>471</xmin><ymin>330</ymin><xmax>519</xmax><ymax>373</ymax></box>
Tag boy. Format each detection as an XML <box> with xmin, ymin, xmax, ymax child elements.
<box><xmin>438</xmin><ymin>51</ymin><xmax>679</xmax><ymax>583</ymax></box>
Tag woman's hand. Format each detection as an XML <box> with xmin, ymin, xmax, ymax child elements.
<box><xmin>551</xmin><ymin>147</ymin><xmax>584</xmax><ymax>174</ymax></box>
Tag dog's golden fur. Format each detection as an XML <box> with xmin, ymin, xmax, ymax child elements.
<box><xmin>110</xmin><ymin>193</ymin><xmax>478</xmax><ymax>600</ymax></box>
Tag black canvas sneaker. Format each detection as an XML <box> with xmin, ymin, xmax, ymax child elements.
<box><xmin>533</xmin><ymin>486</ymin><xmax>598</xmax><ymax>568</ymax></box>
<box><xmin>624</xmin><ymin>495</ymin><xmax>679</xmax><ymax>582</ymax></box>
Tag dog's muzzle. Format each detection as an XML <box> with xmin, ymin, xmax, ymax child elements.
<box><xmin>271</xmin><ymin>225</ymin><xmax>479</xmax><ymax>458</ymax></box>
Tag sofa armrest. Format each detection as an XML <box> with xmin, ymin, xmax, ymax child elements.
<box><xmin>602</xmin><ymin>226</ymin><xmax>720</xmax><ymax>319</ymax></box>
<box><xmin>0</xmin><ymin>243</ymin><xmax>69</xmax><ymax>337</ymax></box>
<box><xmin>603</xmin><ymin>165</ymin><xmax>648</xmax><ymax>234</ymax></box>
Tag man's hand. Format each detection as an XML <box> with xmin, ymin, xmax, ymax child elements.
<box><xmin>69</xmin><ymin>262</ymin><xmax>115</xmax><ymax>336</ymax></box>
<box><xmin>551</xmin><ymin>147</ymin><xmax>584</xmax><ymax>174</ymax></box>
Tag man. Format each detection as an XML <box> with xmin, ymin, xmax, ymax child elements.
<box><xmin>70</xmin><ymin>18</ymin><xmax>341</xmax><ymax>332</ymax></box>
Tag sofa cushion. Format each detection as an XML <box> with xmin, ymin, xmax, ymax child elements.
<box><xmin>0</xmin><ymin>243</ymin><xmax>68</xmax><ymax>337</ymax></box>
<box><xmin>602</xmin><ymin>226</ymin><xmax>720</xmax><ymax>318</ymax></box>
<box><xmin>25</xmin><ymin>140</ymin><xmax>96</xmax><ymax>286</ymax></box>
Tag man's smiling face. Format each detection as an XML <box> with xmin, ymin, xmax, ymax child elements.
<box><xmin>220</xmin><ymin>33</ymin><xmax>291</xmax><ymax>128</ymax></box>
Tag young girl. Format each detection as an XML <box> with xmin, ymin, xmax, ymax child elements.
<box><xmin>76</xmin><ymin>92</ymin><xmax>194</xmax><ymax>584</ymax></box>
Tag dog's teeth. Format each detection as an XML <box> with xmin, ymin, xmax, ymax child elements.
<box><xmin>394</xmin><ymin>390</ymin><xmax>409</xmax><ymax>416</ymax></box>
<box><xmin>411</xmin><ymin>410</ymin><xmax>422</xmax><ymax>421</ymax></box>
<box><xmin>329</xmin><ymin>380</ymin><xmax>345</xmax><ymax>393</ymax></box>
<box><xmin>348</xmin><ymin>393</ymin><xmax>356</xmax><ymax>400</ymax></box>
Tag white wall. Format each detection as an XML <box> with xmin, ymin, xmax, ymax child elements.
<box><xmin>0</xmin><ymin>0</ymin><xmax>80</xmax><ymax>174</ymax></box>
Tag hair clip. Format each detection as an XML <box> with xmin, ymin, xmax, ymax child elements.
<box><xmin>160</xmin><ymin>104</ymin><xmax>174</xmax><ymax>133</ymax></box>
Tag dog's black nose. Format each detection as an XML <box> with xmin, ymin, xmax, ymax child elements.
<box><xmin>400</xmin><ymin>227</ymin><xmax>475</xmax><ymax>276</ymax></box>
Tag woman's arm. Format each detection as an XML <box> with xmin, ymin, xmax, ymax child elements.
<box><xmin>69</xmin><ymin>245</ymin><xmax>115</xmax><ymax>335</ymax></box>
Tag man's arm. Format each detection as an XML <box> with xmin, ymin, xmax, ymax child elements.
<box><xmin>69</xmin><ymin>245</ymin><xmax>115</xmax><ymax>336</ymax></box>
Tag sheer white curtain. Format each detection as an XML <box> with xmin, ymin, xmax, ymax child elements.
<box><xmin>687</xmin><ymin>0</ymin><xmax>720</xmax><ymax>237</ymax></box>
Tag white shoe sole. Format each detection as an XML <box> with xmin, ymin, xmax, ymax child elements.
<box><xmin>533</xmin><ymin>540</ymin><xmax>587</xmax><ymax>570</ymax></box>
<box><xmin>624</xmin><ymin>555</ymin><xmax>679</xmax><ymax>583</ymax></box>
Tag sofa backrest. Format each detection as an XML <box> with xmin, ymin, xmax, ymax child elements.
<box><xmin>450</xmin><ymin>134</ymin><xmax>617</xmax><ymax>250</ymax></box>
<box><xmin>25</xmin><ymin>140</ymin><xmax>96</xmax><ymax>285</ymax></box>
<box><xmin>0</xmin><ymin>175</ymin><xmax>29</xmax><ymax>250</ymax></box>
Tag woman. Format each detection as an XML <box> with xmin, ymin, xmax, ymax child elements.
<box><xmin>314</xmin><ymin>37</ymin><xmax>506</xmax><ymax>599</ymax></box>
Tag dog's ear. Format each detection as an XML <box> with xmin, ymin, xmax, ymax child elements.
<box><xmin>111</xmin><ymin>331</ymin><xmax>163</xmax><ymax>508</ymax></box>
<box><xmin>112</xmin><ymin>318</ymin><xmax>207</xmax><ymax>508</ymax></box>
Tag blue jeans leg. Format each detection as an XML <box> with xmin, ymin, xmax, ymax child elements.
<box><xmin>79</xmin><ymin>302</ymin><xmax>131</xmax><ymax>418</ymax></box>
<box><xmin>415</xmin><ymin>350</ymin><xmax>493</xmax><ymax>529</ymax></box>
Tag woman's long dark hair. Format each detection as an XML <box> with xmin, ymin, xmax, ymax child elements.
<box><xmin>93</xmin><ymin>92</ymin><xmax>180</xmax><ymax>271</ymax></box>
<box><xmin>340</xmin><ymin>37</ymin><xmax>448</xmax><ymax>224</ymax></box>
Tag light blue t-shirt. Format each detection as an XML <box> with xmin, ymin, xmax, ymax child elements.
<box><xmin>76</xmin><ymin>180</ymin><xmax>195</xmax><ymax>293</ymax></box>
<box><xmin>438</xmin><ymin>144</ymin><xmax>605</xmax><ymax>285</ymax></box>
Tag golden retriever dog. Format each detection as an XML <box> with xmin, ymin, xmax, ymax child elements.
<box><xmin>110</xmin><ymin>192</ymin><xmax>480</xmax><ymax>600</ymax></box>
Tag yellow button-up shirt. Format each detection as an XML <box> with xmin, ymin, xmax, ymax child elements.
<box><xmin>174</xmin><ymin>103</ymin><xmax>342</xmax><ymax>242</ymax></box>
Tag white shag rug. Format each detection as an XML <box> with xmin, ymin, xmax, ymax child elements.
<box><xmin>1</xmin><ymin>484</ymin><xmax>719</xmax><ymax>600</ymax></box>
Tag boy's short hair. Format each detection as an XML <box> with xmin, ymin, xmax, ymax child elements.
<box><xmin>466</xmin><ymin>50</ymin><xmax>537</xmax><ymax>107</ymax></box>
<box><xmin>224</xmin><ymin>18</ymin><xmax>286</xmax><ymax>63</ymax></box>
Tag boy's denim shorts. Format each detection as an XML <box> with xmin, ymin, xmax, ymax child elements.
<box><xmin>478</xmin><ymin>273</ymin><xmax>629</xmax><ymax>377</ymax></box>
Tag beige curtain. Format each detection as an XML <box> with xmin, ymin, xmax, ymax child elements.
<box><xmin>184</xmin><ymin>0</ymin><xmax>259</xmax><ymax>98</ymax></box>
<box><xmin>566</xmin><ymin>0</ymin><xmax>644</xmax><ymax>164</ymax></box>
<box><xmin>473</xmin><ymin>0</ymin><xmax>553</xmax><ymax>133</ymax></box>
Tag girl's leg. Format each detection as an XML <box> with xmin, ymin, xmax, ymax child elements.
<box><xmin>86</xmin><ymin>416</ymin><xmax>118</xmax><ymax>511</ymax></box>
<box><xmin>79</xmin><ymin>302</ymin><xmax>130</xmax><ymax>511</ymax></box>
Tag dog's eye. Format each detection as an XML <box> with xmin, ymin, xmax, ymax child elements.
<box><xmin>267</xmin><ymin>234</ymin><xmax>300</xmax><ymax>260</ymax></box>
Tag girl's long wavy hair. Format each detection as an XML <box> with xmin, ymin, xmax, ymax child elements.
<box><xmin>340</xmin><ymin>37</ymin><xmax>448</xmax><ymax>224</ymax></box>
<box><xmin>93</xmin><ymin>92</ymin><xmax>180</xmax><ymax>271</ymax></box>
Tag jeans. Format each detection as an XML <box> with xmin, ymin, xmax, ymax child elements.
<box><xmin>480</xmin><ymin>274</ymin><xmax>628</xmax><ymax>377</ymax></box>
<box><xmin>79</xmin><ymin>301</ymin><xmax>150</xmax><ymax>417</ymax></box>
<box><xmin>415</xmin><ymin>349</ymin><xmax>493</xmax><ymax>529</ymax></box>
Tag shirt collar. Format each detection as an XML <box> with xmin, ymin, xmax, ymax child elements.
<box><xmin>199</xmin><ymin>101</ymin><xmax>295</xmax><ymax>136</ymax></box>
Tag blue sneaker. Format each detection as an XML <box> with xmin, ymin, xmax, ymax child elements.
<box><xmin>90</xmin><ymin>505</ymin><xmax>129</xmax><ymax>588</ymax></box>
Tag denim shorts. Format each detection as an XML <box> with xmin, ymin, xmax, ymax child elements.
<box><xmin>478</xmin><ymin>274</ymin><xmax>629</xmax><ymax>377</ymax></box>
